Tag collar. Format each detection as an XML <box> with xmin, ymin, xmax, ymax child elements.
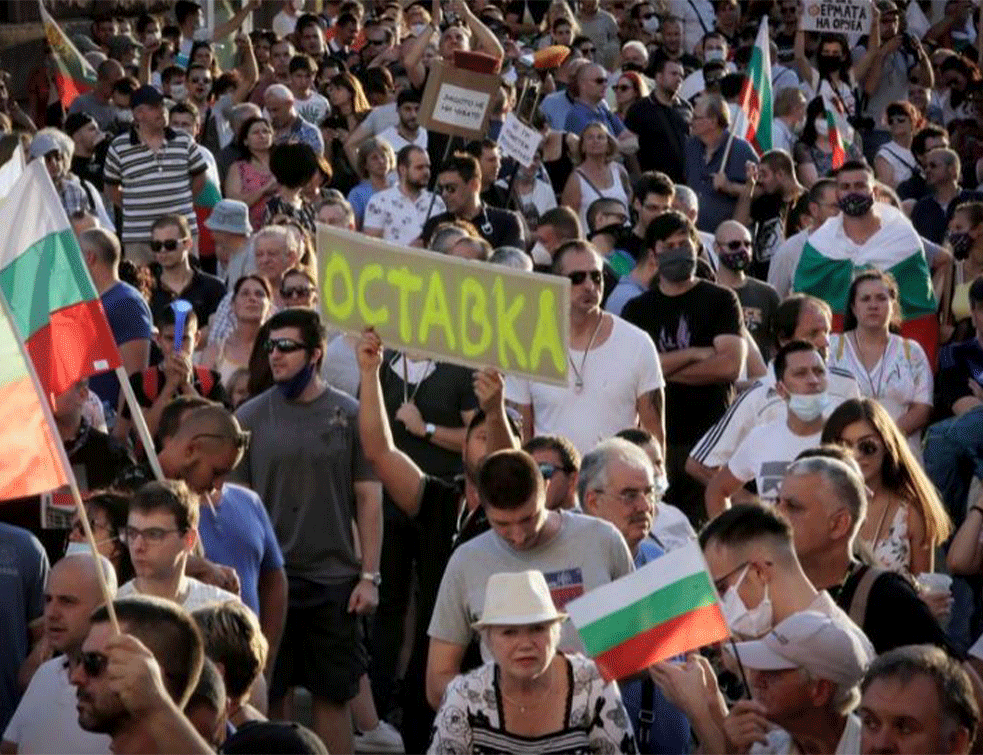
<box><xmin>128</xmin><ymin>125</ymin><xmax>179</xmax><ymax>145</ymax></box>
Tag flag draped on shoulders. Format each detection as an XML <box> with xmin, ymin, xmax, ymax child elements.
<box><xmin>0</xmin><ymin>161</ymin><xmax>120</xmax><ymax>399</ymax></box>
<box><xmin>793</xmin><ymin>203</ymin><xmax>939</xmax><ymax>361</ymax></box>
<box><xmin>566</xmin><ymin>541</ymin><xmax>730</xmax><ymax>682</ymax></box>
<box><xmin>39</xmin><ymin>0</ymin><xmax>98</xmax><ymax>110</ymax></box>
<box><xmin>732</xmin><ymin>17</ymin><xmax>772</xmax><ymax>155</ymax></box>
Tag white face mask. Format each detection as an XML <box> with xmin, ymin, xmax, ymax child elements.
<box><xmin>719</xmin><ymin>564</ymin><xmax>773</xmax><ymax>639</ymax></box>
<box><xmin>410</xmin><ymin>23</ymin><xmax>428</xmax><ymax>37</ymax></box>
<box><xmin>530</xmin><ymin>241</ymin><xmax>552</xmax><ymax>265</ymax></box>
<box><xmin>704</xmin><ymin>48</ymin><xmax>725</xmax><ymax>62</ymax></box>
<box><xmin>65</xmin><ymin>539</ymin><xmax>112</xmax><ymax>557</ymax></box>
<box><xmin>814</xmin><ymin>117</ymin><xmax>829</xmax><ymax>136</ymax></box>
<box><xmin>787</xmin><ymin>390</ymin><xmax>829</xmax><ymax>422</ymax></box>
<box><xmin>170</xmin><ymin>83</ymin><xmax>188</xmax><ymax>102</ymax></box>
<box><xmin>642</xmin><ymin>16</ymin><xmax>660</xmax><ymax>34</ymax></box>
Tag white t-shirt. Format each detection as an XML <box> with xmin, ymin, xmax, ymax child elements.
<box><xmin>506</xmin><ymin>315</ymin><xmax>665</xmax><ymax>455</ymax></box>
<box><xmin>4</xmin><ymin>657</ymin><xmax>112</xmax><ymax>754</ymax></box>
<box><xmin>376</xmin><ymin>125</ymin><xmax>427</xmax><ymax>154</ymax></box>
<box><xmin>651</xmin><ymin>503</ymin><xmax>697</xmax><ymax>553</ymax></box>
<box><xmin>294</xmin><ymin>91</ymin><xmax>330</xmax><ymax>127</ymax></box>
<box><xmin>118</xmin><ymin>576</ymin><xmax>239</xmax><ymax>612</ymax></box>
<box><xmin>272</xmin><ymin>10</ymin><xmax>299</xmax><ymax>39</ymax></box>
<box><xmin>362</xmin><ymin>185</ymin><xmax>445</xmax><ymax>246</ymax></box>
<box><xmin>361</xmin><ymin>102</ymin><xmax>399</xmax><ymax>136</ymax></box>
<box><xmin>727</xmin><ymin>419</ymin><xmax>823</xmax><ymax>504</ymax></box>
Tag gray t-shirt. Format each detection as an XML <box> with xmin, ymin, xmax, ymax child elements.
<box><xmin>428</xmin><ymin>511</ymin><xmax>634</xmax><ymax>656</ymax></box>
<box><xmin>233</xmin><ymin>385</ymin><xmax>375</xmax><ymax>585</ymax></box>
<box><xmin>67</xmin><ymin>92</ymin><xmax>120</xmax><ymax>132</ymax></box>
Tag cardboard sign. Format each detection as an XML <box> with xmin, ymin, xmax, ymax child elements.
<box><xmin>498</xmin><ymin>113</ymin><xmax>544</xmax><ymax>168</ymax></box>
<box><xmin>801</xmin><ymin>0</ymin><xmax>871</xmax><ymax>34</ymax></box>
<box><xmin>317</xmin><ymin>225</ymin><xmax>570</xmax><ymax>385</ymax></box>
<box><xmin>419</xmin><ymin>61</ymin><xmax>500</xmax><ymax>140</ymax></box>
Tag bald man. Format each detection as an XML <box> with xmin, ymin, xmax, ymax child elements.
<box><xmin>263</xmin><ymin>83</ymin><xmax>324</xmax><ymax>154</ymax></box>
<box><xmin>158</xmin><ymin>402</ymin><xmax>250</xmax><ymax>498</ymax></box>
<box><xmin>2</xmin><ymin>554</ymin><xmax>117</xmax><ymax>754</ymax></box>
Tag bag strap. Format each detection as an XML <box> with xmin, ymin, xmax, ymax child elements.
<box><xmin>638</xmin><ymin>677</ymin><xmax>655</xmax><ymax>746</ymax></box>
<box><xmin>848</xmin><ymin>564</ymin><xmax>885</xmax><ymax>628</ymax></box>
<box><xmin>576</xmin><ymin>168</ymin><xmax>606</xmax><ymax>200</ymax></box>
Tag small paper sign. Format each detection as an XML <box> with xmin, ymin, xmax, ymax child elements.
<box><xmin>498</xmin><ymin>113</ymin><xmax>544</xmax><ymax>168</ymax></box>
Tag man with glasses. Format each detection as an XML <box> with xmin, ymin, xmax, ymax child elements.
<box><xmin>713</xmin><ymin>220</ymin><xmax>780</xmax><ymax>362</ymax></box>
<box><xmin>524</xmin><ymin>435</ymin><xmax>581</xmax><ymax>511</ymax></box>
<box><xmin>622</xmin><ymin>211</ymin><xmax>743</xmax><ymax>526</ymax></box>
<box><xmin>146</xmin><ymin>215</ymin><xmax>226</xmax><ymax>331</ymax></box>
<box><xmin>233</xmin><ymin>308</ymin><xmax>381</xmax><ymax>755</ymax></box>
<box><xmin>422</xmin><ymin>153</ymin><xmax>525</xmax><ymax>250</ymax></box>
<box><xmin>104</xmin><ymin>85</ymin><xmax>209</xmax><ymax>263</ymax></box>
<box><xmin>507</xmin><ymin>239</ymin><xmax>664</xmax><ymax>456</ymax></box>
<box><xmin>116</xmin><ymin>480</ymin><xmax>239</xmax><ymax>611</ymax></box>
<box><xmin>356</xmin><ymin>23</ymin><xmax>396</xmax><ymax>73</ymax></box>
<box><xmin>2</xmin><ymin>554</ymin><xmax>117</xmax><ymax>755</ymax></box>
<box><xmin>363</xmin><ymin>145</ymin><xmax>442</xmax><ymax>246</ymax></box>
<box><xmin>564</xmin><ymin>63</ymin><xmax>626</xmax><ymax>138</ymax></box>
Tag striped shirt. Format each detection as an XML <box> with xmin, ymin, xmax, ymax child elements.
<box><xmin>104</xmin><ymin>126</ymin><xmax>208</xmax><ymax>244</ymax></box>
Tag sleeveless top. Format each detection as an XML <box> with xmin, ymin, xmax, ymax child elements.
<box><xmin>952</xmin><ymin>259</ymin><xmax>981</xmax><ymax>325</ymax></box>
<box><xmin>862</xmin><ymin>502</ymin><xmax>911</xmax><ymax>575</ymax></box>
<box><xmin>575</xmin><ymin>163</ymin><xmax>629</xmax><ymax>231</ymax></box>
<box><xmin>876</xmin><ymin>142</ymin><xmax>918</xmax><ymax>186</ymax></box>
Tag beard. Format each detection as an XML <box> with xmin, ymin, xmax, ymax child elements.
<box><xmin>77</xmin><ymin>690</ymin><xmax>127</xmax><ymax>735</ymax></box>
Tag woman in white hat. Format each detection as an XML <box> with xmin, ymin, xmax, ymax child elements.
<box><xmin>428</xmin><ymin>570</ymin><xmax>636</xmax><ymax>754</ymax></box>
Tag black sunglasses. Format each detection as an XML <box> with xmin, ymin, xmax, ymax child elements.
<box><xmin>855</xmin><ymin>439</ymin><xmax>882</xmax><ymax>458</ymax></box>
<box><xmin>264</xmin><ymin>338</ymin><xmax>307</xmax><ymax>354</ymax></box>
<box><xmin>281</xmin><ymin>285</ymin><xmax>314</xmax><ymax>298</ymax></box>
<box><xmin>567</xmin><ymin>269</ymin><xmax>603</xmax><ymax>285</ymax></box>
<box><xmin>150</xmin><ymin>238</ymin><xmax>186</xmax><ymax>252</ymax></box>
<box><xmin>77</xmin><ymin>651</ymin><xmax>109</xmax><ymax>677</ymax></box>
<box><xmin>723</xmin><ymin>239</ymin><xmax>751</xmax><ymax>250</ymax></box>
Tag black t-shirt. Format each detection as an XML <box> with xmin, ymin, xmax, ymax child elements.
<box><xmin>71</xmin><ymin>153</ymin><xmax>105</xmax><ymax>192</ymax></box>
<box><xmin>421</xmin><ymin>204</ymin><xmax>526</xmax><ymax>250</ymax></box>
<box><xmin>622</xmin><ymin>280</ymin><xmax>743</xmax><ymax>446</ymax></box>
<box><xmin>122</xmin><ymin>365</ymin><xmax>229</xmax><ymax>420</ymax></box>
<box><xmin>834</xmin><ymin>565</ymin><xmax>962</xmax><ymax>657</ymax></box>
<box><xmin>750</xmin><ymin>191</ymin><xmax>796</xmax><ymax>271</ymax></box>
<box><xmin>481</xmin><ymin>183</ymin><xmax>510</xmax><ymax>210</ymax></box>
<box><xmin>379</xmin><ymin>353</ymin><xmax>479</xmax><ymax>479</ymax></box>
<box><xmin>648</xmin><ymin>49</ymin><xmax>702</xmax><ymax>76</ymax></box>
<box><xmin>624</xmin><ymin>94</ymin><xmax>692</xmax><ymax>183</ymax></box>
<box><xmin>543</xmin><ymin>136</ymin><xmax>574</xmax><ymax>199</ymax></box>
<box><xmin>734</xmin><ymin>278</ymin><xmax>780</xmax><ymax>362</ymax></box>
<box><xmin>936</xmin><ymin>338</ymin><xmax>983</xmax><ymax>417</ymax></box>
<box><xmin>149</xmin><ymin>267</ymin><xmax>227</xmax><ymax>327</ymax></box>
<box><xmin>897</xmin><ymin>172</ymin><xmax>930</xmax><ymax>203</ymax></box>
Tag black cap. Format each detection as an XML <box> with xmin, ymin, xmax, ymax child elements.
<box><xmin>64</xmin><ymin>112</ymin><xmax>97</xmax><ymax>137</ymax></box>
<box><xmin>131</xmin><ymin>85</ymin><xmax>165</xmax><ymax>109</ymax></box>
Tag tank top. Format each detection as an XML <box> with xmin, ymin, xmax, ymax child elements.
<box><xmin>575</xmin><ymin>163</ymin><xmax>629</xmax><ymax>231</ymax></box>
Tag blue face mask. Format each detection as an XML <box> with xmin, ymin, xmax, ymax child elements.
<box><xmin>276</xmin><ymin>361</ymin><xmax>316</xmax><ymax>400</ymax></box>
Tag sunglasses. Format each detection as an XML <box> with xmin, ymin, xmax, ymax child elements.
<box><xmin>887</xmin><ymin>116</ymin><xmax>909</xmax><ymax>124</ymax></box>
<box><xmin>150</xmin><ymin>238</ymin><xmax>186</xmax><ymax>252</ymax></box>
<box><xmin>591</xmin><ymin>77</ymin><xmax>608</xmax><ymax>84</ymax></box>
<box><xmin>723</xmin><ymin>239</ymin><xmax>751</xmax><ymax>250</ymax></box>
<box><xmin>581</xmin><ymin>46</ymin><xmax>596</xmax><ymax>54</ymax></box>
<box><xmin>614</xmin><ymin>84</ymin><xmax>635</xmax><ymax>92</ymax></box>
<box><xmin>567</xmin><ymin>269</ymin><xmax>603</xmax><ymax>285</ymax></box>
<box><xmin>854</xmin><ymin>439</ymin><xmax>882</xmax><ymax>458</ymax></box>
<box><xmin>264</xmin><ymin>337</ymin><xmax>307</xmax><ymax>354</ymax></box>
<box><xmin>640</xmin><ymin>12</ymin><xmax>656</xmax><ymax>19</ymax></box>
<box><xmin>281</xmin><ymin>285</ymin><xmax>314</xmax><ymax>298</ymax></box>
<box><xmin>190</xmin><ymin>77</ymin><xmax>212</xmax><ymax>85</ymax></box>
<box><xmin>76</xmin><ymin>651</ymin><xmax>109</xmax><ymax>678</ymax></box>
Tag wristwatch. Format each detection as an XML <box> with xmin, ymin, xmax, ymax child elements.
<box><xmin>361</xmin><ymin>571</ymin><xmax>382</xmax><ymax>587</ymax></box>
<box><xmin>424</xmin><ymin>422</ymin><xmax>436</xmax><ymax>441</ymax></box>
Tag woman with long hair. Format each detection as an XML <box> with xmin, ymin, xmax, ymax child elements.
<box><xmin>794</xmin><ymin>96</ymin><xmax>864</xmax><ymax>186</ymax></box>
<box><xmin>200</xmin><ymin>274</ymin><xmax>272</xmax><ymax>385</ymax></box>
<box><xmin>828</xmin><ymin>270</ymin><xmax>933</xmax><ymax>448</ymax></box>
<box><xmin>321</xmin><ymin>72</ymin><xmax>370</xmax><ymax>194</ymax></box>
<box><xmin>560</xmin><ymin>122</ymin><xmax>631</xmax><ymax>231</ymax></box>
<box><xmin>224</xmin><ymin>115</ymin><xmax>276</xmax><ymax>229</ymax></box>
<box><xmin>822</xmin><ymin>398</ymin><xmax>952</xmax><ymax>575</ymax></box>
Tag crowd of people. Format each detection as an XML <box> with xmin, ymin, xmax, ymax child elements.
<box><xmin>4</xmin><ymin>0</ymin><xmax>983</xmax><ymax>752</ymax></box>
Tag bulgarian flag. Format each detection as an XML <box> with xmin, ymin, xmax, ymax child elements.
<box><xmin>566</xmin><ymin>541</ymin><xmax>730</xmax><ymax>681</ymax></box>
<box><xmin>819</xmin><ymin>81</ymin><xmax>855</xmax><ymax>170</ymax></box>
<box><xmin>0</xmin><ymin>293</ymin><xmax>70</xmax><ymax>499</ymax></box>
<box><xmin>794</xmin><ymin>203</ymin><xmax>939</xmax><ymax>362</ymax></box>
<box><xmin>39</xmin><ymin>1</ymin><xmax>98</xmax><ymax>110</ymax></box>
<box><xmin>732</xmin><ymin>16</ymin><xmax>772</xmax><ymax>155</ymax></box>
<box><xmin>0</xmin><ymin>161</ymin><xmax>120</xmax><ymax>399</ymax></box>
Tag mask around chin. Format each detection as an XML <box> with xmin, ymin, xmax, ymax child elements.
<box><xmin>276</xmin><ymin>361</ymin><xmax>316</xmax><ymax>400</ymax></box>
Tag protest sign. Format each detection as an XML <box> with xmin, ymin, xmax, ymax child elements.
<box><xmin>498</xmin><ymin>113</ymin><xmax>544</xmax><ymax>168</ymax></box>
<box><xmin>801</xmin><ymin>0</ymin><xmax>871</xmax><ymax>34</ymax></box>
<box><xmin>317</xmin><ymin>225</ymin><xmax>570</xmax><ymax>386</ymax></box>
<box><xmin>419</xmin><ymin>61</ymin><xmax>500</xmax><ymax>140</ymax></box>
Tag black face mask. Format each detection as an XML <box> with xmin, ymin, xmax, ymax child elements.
<box><xmin>817</xmin><ymin>55</ymin><xmax>842</xmax><ymax>76</ymax></box>
<box><xmin>949</xmin><ymin>231</ymin><xmax>974</xmax><ymax>259</ymax></box>
<box><xmin>839</xmin><ymin>192</ymin><xmax>874</xmax><ymax>217</ymax></box>
<box><xmin>658</xmin><ymin>245</ymin><xmax>697</xmax><ymax>282</ymax></box>
<box><xmin>622</xmin><ymin>62</ymin><xmax>644</xmax><ymax>73</ymax></box>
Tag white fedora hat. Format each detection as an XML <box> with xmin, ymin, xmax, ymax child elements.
<box><xmin>472</xmin><ymin>571</ymin><xmax>567</xmax><ymax>629</ymax></box>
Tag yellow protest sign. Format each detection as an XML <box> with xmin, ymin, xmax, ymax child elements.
<box><xmin>317</xmin><ymin>225</ymin><xmax>570</xmax><ymax>385</ymax></box>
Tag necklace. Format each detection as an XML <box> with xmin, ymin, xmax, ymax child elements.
<box><xmin>569</xmin><ymin>313</ymin><xmax>604</xmax><ymax>394</ymax></box>
<box><xmin>851</xmin><ymin>330</ymin><xmax>889</xmax><ymax>399</ymax></box>
<box><xmin>499</xmin><ymin>664</ymin><xmax>555</xmax><ymax>714</ymax></box>
<box><xmin>392</xmin><ymin>353</ymin><xmax>433</xmax><ymax>404</ymax></box>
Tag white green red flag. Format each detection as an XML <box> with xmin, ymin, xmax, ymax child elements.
<box><xmin>732</xmin><ymin>16</ymin><xmax>772</xmax><ymax>155</ymax></box>
<box><xmin>0</xmin><ymin>291</ymin><xmax>70</xmax><ymax>500</ymax></box>
<box><xmin>39</xmin><ymin>1</ymin><xmax>98</xmax><ymax>110</ymax></box>
<box><xmin>566</xmin><ymin>541</ymin><xmax>730</xmax><ymax>681</ymax></box>
<box><xmin>0</xmin><ymin>161</ymin><xmax>121</xmax><ymax>399</ymax></box>
<box><xmin>819</xmin><ymin>81</ymin><xmax>854</xmax><ymax>170</ymax></box>
<box><xmin>793</xmin><ymin>203</ymin><xmax>939</xmax><ymax>361</ymax></box>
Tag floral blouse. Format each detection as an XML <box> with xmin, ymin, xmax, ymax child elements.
<box><xmin>428</xmin><ymin>653</ymin><xmax>637</xmax><ymax>755</ymax></box>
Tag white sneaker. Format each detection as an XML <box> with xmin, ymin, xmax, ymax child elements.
<box><xmin>354</xmin><ymin>720</ymin><xmax>405</xmax><ymax>753</ymax></box>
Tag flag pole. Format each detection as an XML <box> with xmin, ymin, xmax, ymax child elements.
<box><xmin>717</xmin><ymin>126</ymin><xmax>737</xmax><ymax>177</ymax></box>
<box><xmin>116</xmin><ymin>366</ymin><xmax>165</xmax><ymax>481</ymax></box>
<box><xmin>0</xmin><ymin>290</ymin><xmax>120</xmax><ymax>634</ymax></box>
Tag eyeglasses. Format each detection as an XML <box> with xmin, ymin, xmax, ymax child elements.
<box><xmin>722</xmin><ymin>239</ymin><xmax>751</xmax><ymax>250</ymax></box>
<box><xmin>566</xmin><ymin>269</ymin><xmax>603</xmax><ymax>285</ymax></box>
<box><xmin>592</xmin><ymin>77</ymin><xmax>608</xmax><ymax>84</ymax></box>
<box><xmin>281</xmin><ymin>284</ymin><xmax>314</xmax><ymax>298</ymax></box>
<box><xmin>75</xmin><ymin>651</ymin><xmax>109</xmax><ymax>678</ymax></box>
<box><xmin>436</xmin><ymin>183</ymin><xmax>459</xmax><ymax>194</ymax></box>
<box><xmin>150</xmin><ymin>238</ymin><xmax>187</xmax><ymax>252</ymax></box>
<box><xmin>121</xmin><ymin>526</ymin><xmax>183</xmax><ymax>544</ymax></box>
<box><xmin>600</xmin><ymin>486</ymin><xmax>656</xmax><ymax>505</ymax></box>
<box><xmin>264</xmin><ymin>337</ymin><xmax>307</xmax><ymax>354</ymax></box>
<box><xmin>640</xmin><ymin>12</ymin><xmax>656</xmax><ymax>20</ymax></box>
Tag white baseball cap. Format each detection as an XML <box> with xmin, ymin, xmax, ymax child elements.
<box><xmin>732</xmin><ymin>611</ymin><xmax>873</xmax><ymax>687</ymax></box>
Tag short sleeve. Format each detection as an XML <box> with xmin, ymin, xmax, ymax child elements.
<box><xmin>427</xmin><ymin>674</ymin><xmax>474</xmax><ymax>754</ymax></box>
<box><xmin>608</xmin><ymin>525</ymin><xmax>635</xmax><ymax>579</ymax></box>
<box><xmin>187</xmin><ymin>139</ymin><xmax>208</xmax><ymax>176</ymax></box>
<box><xmin>349</xmin><ymin>401</ymin><xmax>377</xmax><ymax>482</ymax></box>
<box><xmin>715</xmin><ymin>286</ymin><xmax>743</xmax><ymax>337</ymax></box>
<box><xmin>690</xmin><ymin>385</ymin><xmax>763</xmax><ymax>467</ymax></box>
<box><xmin>504</xmin><ymin>375</ymin><xmax>532</xmax><ymax>405</ymax></box>
<box><xmin>907</xmin><ymin>339</ymin><xmax>934</xmax><ymax>406</ymax></box>
<box><xmin>108</xmin><ymin>293</ymin><xmax>153</xmax><ymax>344</ymax></box>
<box><xmin>363</xmin><ymin>195</ymin><xmax>385</xmax><ymax>231</ymax></box>
<box><xmin>104</xmin><ymin>142</ymin><xmax>122</xmax><ymax>185</ymax></box>
<box><xmin>427</xmin><ymin>549</ymin><xmax>473</xmax><ymax>646</ymax></box>
<box><xmin>500</xmin><ymin>210</ymin><xmax>525</xmax><ymax>249</ymax></box>
<box><xmin>727</xmin><ymin>430</ymin><xmax>759</xmax><ymax>483</ymax></box>
<box><xmin>584</xmin><ymin>661</ymin><xmax>638</xmax><ymax>754</ymax></box>
<box><xmin>632</xmin><ymin>325</ymin><xmax>665</xmax><ymax>395</ymax></box>
<box><xmin>255</xmin><ymin>495</ymin><xmax>285</xmax><ymax>572</ymax></box>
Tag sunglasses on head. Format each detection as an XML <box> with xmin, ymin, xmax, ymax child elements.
<box><xmin>76</xmin><ymin>651</ymin><xmax>109</xmax><ymax>677</ymax></box>
<box><xmin>567</xmin><ymin>269</ymin><xmax>603</xmax><ymax>285</ymax></box>
<box><xmin>264</xmin><ymin>338</ymin><xmax>307</xmax><ymax>354</ymax></box>
<box><xmin>281</xmin><ymin>284</ymin><xmax>314</xmax><ymax>298</ymax></box>
<box><xmin>150</xmin><ymin>238</ymin><xmax>186</xmax><ymax>252</ymax></box>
